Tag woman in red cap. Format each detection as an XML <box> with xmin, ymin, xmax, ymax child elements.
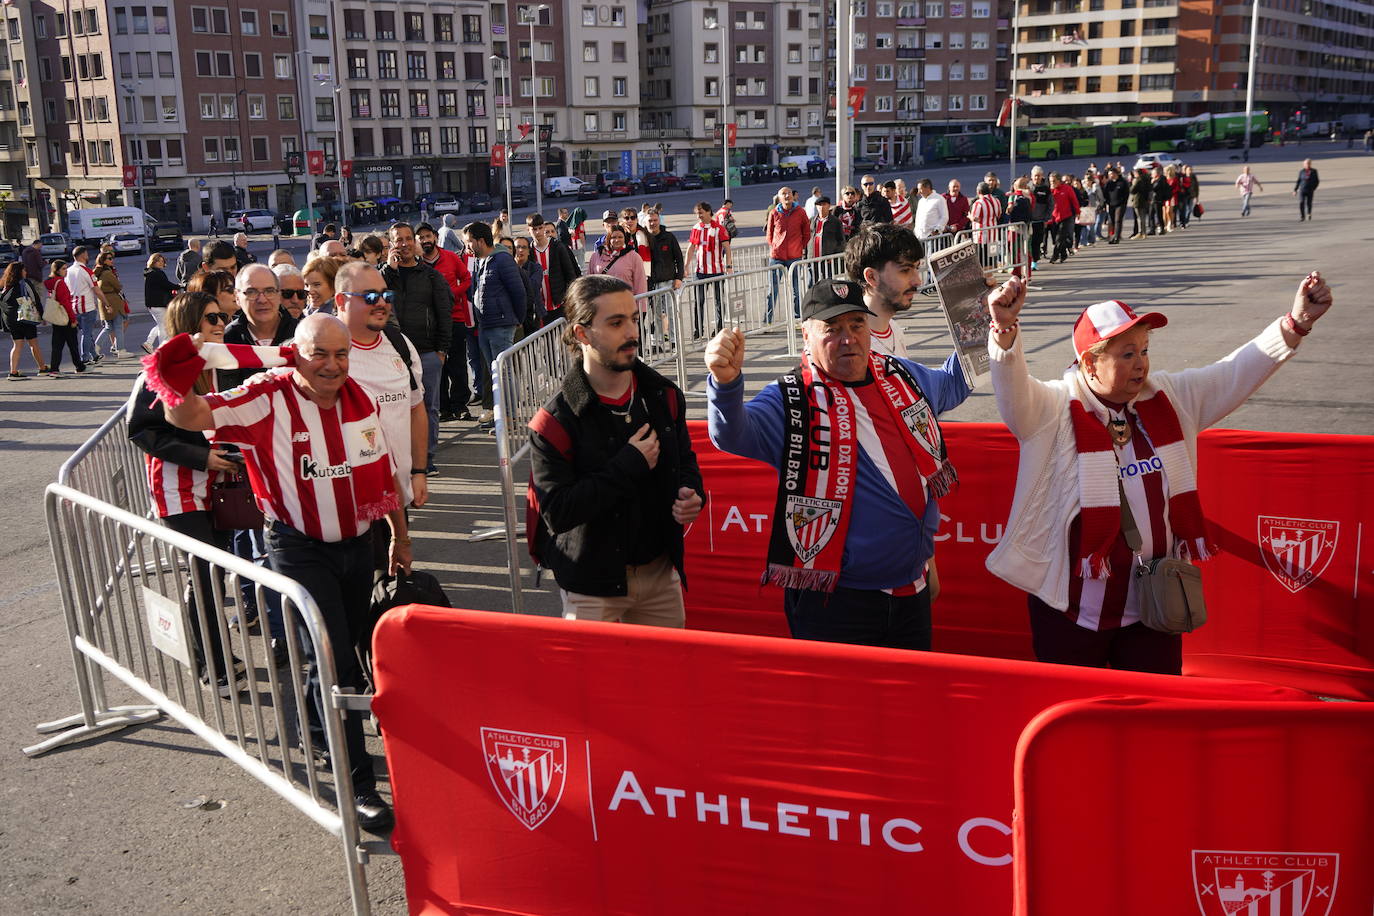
<box><xmin>979</xmin><ymin>272</ymin><xmax>1334</xmax><ymax>673</ymax></box>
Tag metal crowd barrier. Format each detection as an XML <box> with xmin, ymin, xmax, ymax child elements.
<box><xmin>56</xmin><ymin>398</ymin><xmax>152</xmax><ymax>518</ymax></box>
<box><xmin>952</xmin><ymin>221</ymin><xmax>1031</xmax><ymax>278</ymax></box>
<box><xmin>730</xmin><ymin>241</ymin><xmax>772</xmax><ymax>273</ymax></box>
<box><xmin>783</xmin><ymin>252</ymin><xmax>848</xmax><ymax>354</ymax></box>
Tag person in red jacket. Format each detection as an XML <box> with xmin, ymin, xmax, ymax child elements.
<box><xmin>942</xmin><ymin>178</ymin><xmax>971</xmax><ymax>232</ymax></box>
<box><xmin>45</xmin><ymin>260</ymin><xmax>85</xmax><ymax>373</ymax></box>
<box><xmin>764</xmin><ymin>186</ymin><xmax>811</xmax><ymax>324</ymax></box>
<box><xmin>417</xmin><ymin>221</ymin><xmax>476</xmax><ymax>423</ymax></box>
<box><xmin>1047</xmin><ymin>172</ymin><xmax>1081</xmax><ymax>264</ymax></box>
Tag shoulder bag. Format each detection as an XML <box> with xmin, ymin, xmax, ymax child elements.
<box><xmin>1120</xmin><ymin>480</ymin><xmax>1206</xmax><ymax>633</ymax></box>
<box><xmin>210</xmin><ymin>471</ymin><xmax>265</xmax><ymax>532</ymax></box>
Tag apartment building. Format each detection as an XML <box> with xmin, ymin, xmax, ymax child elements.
<box><xmin>1012</xmin><ymin>0</ymin><xmax>1374</xmax><ymax>123</ymax></box>
<box><xmin>2</xmin><ymin>3</ymin><xmax>43</xmax><ymax>239</ymax></box>
<box><xmin>641</xmin><ymin>0</ymin><xmax>826</xmax><ymax>174</ymax></box>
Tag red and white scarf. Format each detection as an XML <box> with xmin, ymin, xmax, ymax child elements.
<box><xmin>142</xmin><ymin>334</ymin><xmax>399</xmax><ymax>523</ymax></box>
<box><xmin>766</xmin><ymin>351</ymin><xmax>956</xmax><ymax>591</ymax></box>
<box><xmin>1069</xmin><ymin>388</ymin><xmax>1214</xmax><ymax>578</ymax></box>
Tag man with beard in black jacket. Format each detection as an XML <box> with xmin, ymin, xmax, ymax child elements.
<box><xmin>1101</xmin><ymin>166</ymin><xmax>1129</xmax><ymax>244</ymax></box>
<box><xmin>857</xmin><ymin>174</ymin><xmax>894</xmax><ymax>225</ymax></box>
<box><xmin>528</xmin><ymin>213</ymin><xmax>581</xmax><ymax>324</ymax></box>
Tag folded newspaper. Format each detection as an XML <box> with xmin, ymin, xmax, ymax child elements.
<box><xmin>927</xmin><ymin>239</ymin><xmax>992</xmax><ymax>389</ymax></box>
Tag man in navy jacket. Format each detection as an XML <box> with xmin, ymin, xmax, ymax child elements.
<box><xmin>463</xmin><ymin>221</ymin><xmax>527</xmax><ymax>425</ymax></box>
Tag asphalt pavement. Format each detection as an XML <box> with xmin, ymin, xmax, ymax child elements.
<box><xmin>2</xmin><ymin>142</ymin><xmax>1370</xmax><ymax>914</ymax></box>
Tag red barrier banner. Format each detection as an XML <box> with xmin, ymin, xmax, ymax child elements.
<box><xmin>373</xmin><ymin>607</ymin><xmax>1307</xmax><ymax>915</ymax></box>
<box><xmin>683</xmin><ymin>423</ymin><xmax>1374</xmax><ymax>699</ymax></box>
<box><xmin>1014</xmin><ymin>697</ymin><xmax>1374</xmax><ymax>916</ymax></box>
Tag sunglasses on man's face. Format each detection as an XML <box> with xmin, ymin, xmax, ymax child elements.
<box><xmin>342</xmin><ymin>290</ymin><xmax>396</xmax><ymax>306</ymax></box>
<box><xmin>279</xmin><ymin>288</ymin><xmax>308</xmax><ymax>300</ymax></box>
<box><xmin>202</xmin><ymin>312</ymin><xmax>231</xmax><ymax>325</ymax></box>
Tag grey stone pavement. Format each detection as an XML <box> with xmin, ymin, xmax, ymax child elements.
<box><xmin>2</xmin><ymin>143</ymin><xmax>1370</xmax><ymax>913</ymax></box>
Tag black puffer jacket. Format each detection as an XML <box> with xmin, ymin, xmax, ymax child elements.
<box><xmin>381</xmin><ymin>260</ymin><xmax>453</xmax><ymax>354</ymax></box>
<box><xmin>528</xmin><ymin>360</ymin><xmax>705</xmax><ymax>596</ymax></box>
<box><xmin>144</xmin><ymin>267</ymin><xmax>179</xmax><ymax>312</ymax></box>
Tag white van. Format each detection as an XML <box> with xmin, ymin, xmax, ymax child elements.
<box><xmin>67</xmin><ymin>207</ymin><xmax>152</xmax><ymax>246</ymax></box>
<box><xmin>543</xmin><ymin>176</ymin><xmax>587</xmax><ymax>197</ymax></box>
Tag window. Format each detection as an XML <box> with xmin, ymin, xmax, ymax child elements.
<box><xmin>927</xmin><ymin>32</ymin><xmax>942</xmax><ymax>48</ymax></box>
<box><xmin>925</xmin><ymin>94</ymin><xmax>941</xmax><ymax>111</ymax></box>
<box><xmin>353</xmin><ymin>128</ymin><xmax>374</xmax><ymax>157</ymax></box>
<box><xmin>440</xmin><ymin>126</ymin><xmax>460</xmax><ymax>154</ymax></box>
<box><xmin>351</xmin><ymin>90</ymin><xmax>372</xmax><ymax>118</ymax></box>
<box><xmin>309</xmin><ymin>14</ymin><xmax>329</xmax><ymax>38</ymax></box>
<box><xmin>1117</xmin><ymin>75</ymin><xmax>1134</xmax><ymax>92</ymax></box>
<box><xmin>405</xmin><ymin>12</ymin><xmax>425</xmax><ymax>40</ymax></box>
<box><xmin>612</xmin><ymin>42</ymin><xmax>626</xmax><ymax>62</ymax></box>
<box><xmin>519</xmin><ymin>4</ymin><xmax>552</xmax><ymax>25</ymax></box>
<box><xmin>613</xmin><ymin>111</ymin><xmax>626</xmax><ymax>131</ymax></box>
<box><xmin>251</xmin><ymin>136</ymin><xmax>269</xmax><ymax>161</ymax></box>
<box><xmin>583</xmin><ymin>6</ymin><xmax>596</xmax><ymax>26</ymax></box>
<box><xmin>274</xmin><ymin>54</ymin><xmax>292</xmax><ymax>78</ymax></box>
<box><xmin>702</xmin><ymin>7</ymin><xmax>718</xmax><ymax>29</ymax></box>
<box><xmin>36</xmin><ymin>14</ymin><xmax>48</xmax><ymax>38</ymax></box>
<box><xmin>971</xmin><ymin>63</ymin><xmax>988</xmax><ymax>80</ymax></box>
<box><xmin>315</xmin><ymin>98</ymin><xmax>335</xmax><ymax>122</ymax></box>
<box><xmin>948</xmin><ymin>94</ymin><xmax>963</xmax><ymax>110</ymax></box>
<box><xmin>926</xmin><ymin>2</ymin><xmax>944</xmax><ymax>16</ymax></box>
<box><xmin>950</xmin><ymin>2</ymin><xmax>965</xmax><ymax>15</ymax></box>
<box><xmin>704</xmin><ymin>44</ymin><xmax>718</xmax><ymax>64</ymax></box>
<box><xmin>875</xmin><ymin>95</ymin><xmax>894</xmax><ymax>112</ymax></box>
<box><xmin>194</xmin><ymin>52</ymin><xmax>211</xmax><ymax>77</ymax></box>
<box><xmin>412</xmin><ymin>128</ymin><xmax>432</xmax><ymax>155</ymax></box>
<box><xmin>878</xmin><ymin>1</ymin><xmax>894</xmax><ymax>15</ymax></box>
<box><xmin>465</xmin><ymin>89</ymin><xmax>485</xmax><ymax>116</ymax></box>
<box><xmin>216</xmin><ymin>51</ymin><xmax>233</xmax><ymax>76</ymax></box>
<box><xmin>383</xmin><ymin>127</ymin><xmax>403</xmax><ymax>156</ymax></box>
<box><xmin>875</xmin><ymin>63</ymin><xmax>894</xmax><ymax>80</ymax></box>
<box><xmin>1120</xmin><ymin>20</ymin><xmax>1135</xmax><ymax>37</ymax></box>
<box><xmin>924</xmin><ymin>63</ymin><xmax>943</xmax><ymax>81</ymax></box>
<box><xmin>438</xmin><ymin>90</ymin><xmax>459</xmax><ymax>117</ymax></box>
<box><xmin>949</xmin><ymin>32</ymin><xmax>964</xmax><ymax>48</ymax></box>
<box><xmin>611</xmin><ymin>6</ymin><xmax>626</xmax><ymax>25</ymax></box>
<box><xmin>118</xmin><ymin>52</ymin><xmax>133</xmax><ymax>79</ymax></box>
<box><xmin>1085</xmin><ymin>76</ymin><xmax>1101</xmax><ymax>92</ymax></box>
<box><xmin>375</xmin><ymin>10</ymin><xmax>396</xmax><ymax>39</ymax></box>
<box><xmin>583</xmin><ymin>42</ymin><xmax>598</xmax><ymax>63</ymax></box>
<box><xmin>854</xmin><ymin>31</ymin><xmax>867</xmax><ymax>49</ymax></box>
<box><xmin>437</xmin><ymin>52</ymin><xmax>456</xmax><ymax>79</ymax></box>
<box><xmin>247</xmin><ymin>94</ymin><xmax>265</xmax><ymax>119</ymax></box>
<box><xmin>705</xmin><ymin>77</ymin><xmax>718</xmax><ymax>97</ymax></box>
<box><xmin>60</xmin><ymin>56</ymin><xmax>72</xmax><ymax>81</ymax></box>
<box><xmin>278</xmin><ymin>95</ymin><xmax>296</xmax><ymax>120</ymax></box>
<box><xmin>876</xmin><ymin>32</ymin><xmax>893</xmax><ymax>48</ymax></box>
<box><xmin>240</xmin><ymin>9</ymin><xmax>258</xmax><ymax>35</ymax></box>
<box><xmin>972</xmin><ymin>1</ymin><xmax>991</xmax><ymax>15</ymax></box>
<box><xmin>436</xmin><ymin>14</ymin><xmax>455</xmax><ymax>42</ymax></box>
<box><xmin>344</xmin><ymin>9</ymin><xmax>366</xmax><ymax>39</ymax></box>
<box><xmin>407</xmin><ymin>51</ymin><xmax>427</xmax><ymax>79</ymax></box>
<box><xmin>157</xmin><ymin>51</ymin><xmax>174</xmax><ymax>77</ymax></box>
<box><xmin>374</xmin><ymin>50</ymin><xmax>395</xmax><ymax>79</ymax></box>
<box><xmin>1118</xmin><ymin>47</ymin><xmax>1134</xmax><ymax>64</ymax></box>
<box><xmin>204</xmin><ymin>137</ymin><xmax>220</xmax><ymax>162</ymax></box>
<box><xmin>244</xmin><ymin>53</ymin><xmax>262</xmax><ymax>79</ymax></box>
<box><xmin>39</xmin><ymin>58</ymin><xmax>52</xmax><ymax>81</ymax></box>
<box><xmin>950</xmin><ymin>62</ymin><xmax>964</xmax><ymax>79</ymax></box>
<box><xmin>1087</xmin><ymin>48</ymin><xmax>1102</xmax><ymax>66</ymax></box>
<box><xmin>465</xmin><ymin>52</ymin><xmax>485</xmax><ymax>79</ymax></box>
<box><xmin>853</xmin><ymin>63</ymin><xmax>867</xmax><ymax>81</ymax></box>
<box><xmin>788</xmin><ymin>43</ymin><xmax>802</xmax><ymax>63</ymax></box>
<box><xmin>223</xmin><ymin>137</ymin><xmax>240</xmax><ymax>162</ymax></box>
<box><xmin>269</xmin><ymin>11</ymin><xmax>287</xmax><ymax>36</ymax></box>
<box><xmin>219</xmin><ymin>94</ymin><xmax>236</xmax><ymax>118</ymax></box>
<box><xmin>971</xmin><ymin>32</ymin><xmax>989</xmax><ymax>49</ymax></box>
<box><xmin>613</xmin><ymin>76</ymin><xmax>627</xmax><ymax>97</ymax></box>
<box><xmin>379</xmin><ymin>89</ymin><xmax>401</xmax><ymax>118</ymax></box>
<box><xmin>584</xmin><ymin>112</ymin><xmax>599</xmax><ymax>131</ymax></box>
<box><xmin>787</xmin><ymin>9</ymin><xmax>801</xmax><ymax>29</ymax></box>
<box><xmin>410</xmin><ymin>90</ymin><xmax>430</xmax><ymax>117</ymax></box>
<box><xmin>584</xmin><ymin>76</ymin><xmax>600</xmax><ymax>97</ymax></box>
<box><xmin>200</xmin><ymin>94</ymin><xmax>216</xmax><ymax>119</ymax></box>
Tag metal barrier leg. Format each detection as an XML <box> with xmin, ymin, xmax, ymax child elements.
<box><xmin>491</xmin><ymin>352</ymin><xmax>526</xmax><ymax>614</ymax></box>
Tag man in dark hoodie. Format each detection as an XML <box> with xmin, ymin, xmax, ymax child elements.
<box><xmin>463</xmin><ymin>221</ymin><xmax>527</xmax><ymax>428</ymax></box>
<box><xmin>381</xmin><ymin>222</ymin><xmax>453</xmax><ymax>472</ymax></box>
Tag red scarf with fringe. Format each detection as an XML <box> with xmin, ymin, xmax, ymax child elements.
<box><xmin>143</xmin><ymin>334</ymin><xmax>399</xmax><ymax>524</ymax></box>
<box><xmin>1069</xmin><ymin>388</ymin><xmax>1214</xmax><ymax>579</ymax></box>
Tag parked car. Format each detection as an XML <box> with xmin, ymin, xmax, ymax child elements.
<box><xmin>543</xmin><ymin>176</ymin><xmax>587</xmax><ymax>197</ymax></box>
<box><xmin>640</xmin><ymin>171</ymin><xmax>671</xmax><ymax>194</ymax></box>
<box><xmin>39</xmin><ymin>233</ymin><xmax>73</xmax><ymax>258</ymax></box>
<box><xmin>850</xmin><ymin>156</ymin><xmax>882</xmax><ymax>174</ymax></box>
<box><xmin>606</xmin><ymin>177</ymin><xmax>635</xmax><ymax>197</ymax></box>
<box><xmin>457</xmin><ymin>191</ymin><xmax>494</xmax><ymax>214</ymax></box>
<box><xmin>595</xmin><ymin>171</ymin><xmax>638</xmax><ymax>195</ymax></box>
<box><xmin>149</xmin><ymin>221</ymin><xmax>184</xmax><ymax>252</ymax></box>
<box><xmin>0</xmin><ymin>240</ymin><xmax>18</xmax><ymax>264</ymax></box>
<box><xmin>227</xmin><ymin>208</ymin><xmax>277</xmax><ymax>232</ymax></box>
<box><xmin>1133</xmin><ymin>152</ymin><xmax>1183</xmax><ymax>172</ymax></box>
<box><xmin>419</xmin><ymin>192</ymin><xmax>462</xmax><ymax>214</ymax></box>
<box><xmin>678</xmin><ymin>173</ymin><xmax>705</xmax><ymax>191</ymax></box>
<box><xmin>509</xmin><ymin>186</ymin><xmax>530</xmax><ymax>208</ymax></box>
<box><xmin>104</xmin><ymin>232</ymin><xmax>146</xmax><ymax>254</ymax></box>
<box><xmin>575</xmin><ymin>182</ymin><xmax>601</xmax><ymax>201</ymax></box>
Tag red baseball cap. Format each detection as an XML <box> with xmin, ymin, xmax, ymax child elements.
<box><xmin>1072</xmin><ymin>300</ymin><xmax>1167</xmax><ymax>361</ymax></box>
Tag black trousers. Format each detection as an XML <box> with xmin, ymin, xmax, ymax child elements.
<box><xmin>49</xmin><ymin>324</ymin><xmax>82</xmax><ymax>370</ymax></box>
<box><xmin>1051</xmin><ymin>220</ymin><xmax>1074</xmax><ymax>261</ymax></box>
<box><xmin>1298</xmin><ymin>190</ymin><xmax>1315</xmax><ymax>219</ymax></box>
<box><xmin>1108</xmin><ymin>204</ymin><xmax>1126</xmax><ymax>239</ymax></box>
<box><xmin>160</xmin><ymin>511</ymin><xmax>233</xmax><ymax>679</ymax></box>
<box><xmin>265</xmin><ymin>521</ymin><xmax>376</xmax><ymax>794</ymax></box>
<box><xmin>1030</xmin><ymin>221</ymin><xmax>1047</xmax><ymax>262</ymax></box>
<box><xmin>440</xmin><ymin>320</ymin><xmax>473</xmax><ymax>414</ymax></box>
<box><xmin>784</xmin><ymin>585</ymin><xmax>932</xmax><ymax>651</ymax></box>
<box><xmin>1027</xmin><ymin>595</ymin><xmax>1181</xmax><ymax>675</ymax></box>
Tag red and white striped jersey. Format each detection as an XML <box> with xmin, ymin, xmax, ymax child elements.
<box><xmin>968</xmin><ymin>195</ymin><xmax>1003</xmax><ymax>242</ymax></box>
<box><xmin>145</xmin><ymin>455</ymin><xmax>213</xmax><ymax>518</ymax></box>
<box><xmin>688</xmin><ymin>220</ymin><xmax>727</xmax><ymax>275</ymax></box>
<box><xmin>204</xmin><ymin>372</ymin><xmax>382</xmax><ymax>543</ymax></box>
<box><xmin>1066</xmin><ymin>408</ymin><xmax>1171</xmax><ymax>631</ymax></box>
<box><xmin>868</xmin><ymin>321</ymin><xmax>910</xmax><ymax>359</ymax></box>
<box><xmin>891</xmin><ymin>196</ymin><xmax>913</xmax><ymax>226</ymax></box>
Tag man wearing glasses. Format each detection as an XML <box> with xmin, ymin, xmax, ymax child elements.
<box><xmin>835</xmin><ymin>185</ymin><xmax>862</xmax><ymax>239</ymax></box>
<box><xmin>222</xmin><ymin>265</ymin><xmax>299</xmax><ymax>387</ymax></box>
<box><xmin>856</xmin><ymin>175</ymin><xmax>894</xmax><ymax>226</ymax></box>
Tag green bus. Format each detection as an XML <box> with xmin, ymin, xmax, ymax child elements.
<box><xmin>930</xmin><ymin>132</ymin><xmax>1010</xmax><ymax>162</ymax></box>
<box><xmin>1017</xmin><ymin>123</ymin><xmax>1146</xmax><ymax>160</ymax></box>
<box><xmin>1183</xmin><ymin>111</ymin><xmax>1270</xmax><ymax>150</ymax></box>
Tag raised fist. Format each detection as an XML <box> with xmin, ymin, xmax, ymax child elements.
<box><xmin>705</xmin><ymin>328</ymin><xmax>746</xmax><ymax>385</ymax></box>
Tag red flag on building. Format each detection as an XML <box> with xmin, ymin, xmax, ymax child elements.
<box><xmin>847</xmin><ymin>86</ymin><xmax>867</xmax><ymax>118</ymax></box>
<box><xmin>340</xmin><ymin>160</ymin><xmax>354</xmax><ymax>178</ymax></box>
<box><xmin>306</xmin><ymin>150</ymin><xmax>325</xmax><ymax>175</ymax></box>
<box><xmin>490</xmin><ymin>144</ymin><xmax>507</xmax><ymax>168</ymax></box>
<box><xmin>725</xmin><ymin>123</ymin><xmax>737</xmax><ymax>148</ymax></box>
<box><xmin>996</xmin><ymin>97</ymin><xmax>1016</xmax><ymax>128</ymax></box>
<box><xmin>121</xmin><ymin>165</ymin><xmax>137</xmax><ymax>188</ymax></box>
<box><xmin>518</xmin><ymin>123</ymin><xmax>533</xmax><ymax>140</ymax></box>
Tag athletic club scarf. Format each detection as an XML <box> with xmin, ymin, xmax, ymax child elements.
<box><xmin>766</xmin><ymin>351</ymin><xmax>958</xmax><ymax>592</ymax></box>
<box><xmin>142</xmin><ymin>334</ymin><xmax>399</xmax><ymax>523</ymax></box>
<box><xmin>1069</xmin><ymin>388</ymin><xmax>1215</xmax><ymax>579</ymax></box>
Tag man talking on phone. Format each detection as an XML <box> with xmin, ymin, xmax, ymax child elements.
<box><xmin>527</xmin><ymin>275</ymin><xmax>705</xmax><ymax>626</ymax></box>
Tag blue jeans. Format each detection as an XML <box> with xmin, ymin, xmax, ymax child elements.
<box><xmin>765</xmin><ymin>257</ymin><xmax>802</xmax><ymax>324</ymax></box>
<box><xmin>784</xmin><ymin>584</ymin><xmax>932</xmax><ymax>650</ymax></box>
<box><xmin>417</xmin><ymin>350</ymin><xmax>443</xmax><ymax>467</ymax></box>
<box><xmin>478</xmin><ymin>325</ymin><xmax>516</xmax><ymax>411</ymax></box>
<box><xmin>95</xmin><ymin>317</ymin><xmax>128</xmax><ymax>354</ymax></box>
<box><xmin>76</xmin><ymin>310</ymin><xmax>100</xmax><ymax>362</ymax></box>
<box><xmin>1240</xmin><ymin>192</ymin><xmax>1253</xmax><ymax>216</ymax></box>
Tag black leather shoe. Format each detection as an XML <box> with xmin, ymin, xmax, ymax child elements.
<box><xmin>438</xmin><ymin>411</ymin><xmax>458</xmax><ymax>422</ymax></box>
<box><xmin>355</xmin><ymin>792</ymin><xmax>395</xmax><ymax>833</ymax></box>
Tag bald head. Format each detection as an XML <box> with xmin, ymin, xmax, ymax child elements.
<box><xmin>294</xmin><ymin>312</ymin><xmax>350</xmax><ymax>352</ymax></box>
<box><xmin>292</xmin><ymin>314</ymin><xmax>351</xmax><ymax>401</ymax></box>
<box><xmin>235</xmin><ymin>263</ymin><xmax>277</xmax><ymax>292</ymax></box>
<box><xmin>335</xmin><ymin>260</ymin><xmax>379</xmax><ymax>295</ymax></box>
<box><xmin>320</xmin><ymin>239</ymin><xmax>348</xmax><ymax>260</ymax></box>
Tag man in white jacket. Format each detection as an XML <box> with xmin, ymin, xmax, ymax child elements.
<box><xmin>912</xmin><ymin>179</ymin><xmax>949</xmax><ymax>241</ymax></box>
<box><xmin>63</xmin><ymin>246</ymin><xmax>102</xmax><ymax>365</ymax></box>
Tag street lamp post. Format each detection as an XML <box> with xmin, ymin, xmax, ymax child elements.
<box><xmin>527</xmin><ymin>4</ymin><xmax>550</xmax><ymax>215</ymax></box>
<box><xmin>717</xmin><ymin>12</ymin><xmax>729</xmax><ymax>200</ymax></box>
<box><xmin>120</xmin><ymin>80</ymin><xmax>150</xmax><ymax>259</ymax></box>
<box><xmin>491</xmin><ymin>55</ymin><xmax>514</xmax><ymax>220</ymax></box>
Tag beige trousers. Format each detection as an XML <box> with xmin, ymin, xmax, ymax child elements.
<box><xmin>560</xmin><ymin>554</ymin><xmax>685</xmax><ymax>628</ymax></box>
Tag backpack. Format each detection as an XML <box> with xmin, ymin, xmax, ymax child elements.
<box><xmin>380</xmin><ymin>325</ymin><xmax>418</xmax><ymax>391</ymax></box>
<box><xmin>722</xmin><ymin>211</ymin><xmax>739</xmax><ymax>239</ymax></box>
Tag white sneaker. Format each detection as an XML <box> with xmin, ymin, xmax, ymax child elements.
<box><xmin>477</xmin><ymin>410</ymin><xmax>494</xmax><ymax>424</ymax></box>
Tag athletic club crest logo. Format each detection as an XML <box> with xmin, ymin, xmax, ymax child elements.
<box><xmin>1257</xmin><ymin>516</ymin><xmax>1339</xmax><ymax>594</ymax></box>
<box><xmin>480</xmin><ymin>727</ymin><xmax>567</xmax><ymax>830</ymax></box>
<box><xmin>1192</xmin><ymin>850</ymin><xmax>1339</xmax><ymax>916</ymax></box>
<box><xmin>901</xmin><ymin>401</ymin><xmax>942</xmax><ymax>457</ymax></box>
<box><xmin>831</xmin><ymin>282</ymin><xmax>850</xmax><ymax>299</ymax></box>
<box><xmin>785</xmin><ymin>495</ymin><xmax>843</xmax><ymax>563</ymax></box>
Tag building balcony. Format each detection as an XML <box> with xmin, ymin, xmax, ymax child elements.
<box><xmin>896</xmin><ymin>111</ymin><xmax>922</xmax><ymax>120</ymax></box>
<box><xmin>896</xmin><ymin>17</ymin><xmax>925</xmax><ymax>27</ymax></box>
<box><xmin>897</xmin><ymin>79</ymin><xmax>923</xmax><ymax>89</ymax></box>
<box><xmin>895</xmin><ymin>47</ymin><xmax>925</xmax><ymax>59</ymax></box>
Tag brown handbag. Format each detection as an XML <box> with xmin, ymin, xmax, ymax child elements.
<box><xmin>209</xmin><ymin>473</ymin><xmax>264</xmax><ymax>531</ymax></box>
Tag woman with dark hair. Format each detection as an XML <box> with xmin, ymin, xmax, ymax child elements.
<box><xmin>142</xmin><ymin>251</ymin><xmax>179</xmax><ymax>353</ymax></box>
<box><xmin>358</xmin><ymin>234</ymin><xmax>386</xmax><ymax>267</ymax></box>
<box><xmin>93</xmin><ymin>250</ymin><xmax>130</xmax><ymax>358</ymax></box>
<box><xmin>3</xmin><ymin>262</ymin><xmax>50</xmax><ymax>378</ymax></box>
<box><xmin>127</xmin><ymin>291</ymin><xmax>255</xmax><ymax>695</ymax></box>
<box><xmin>46</xmin><ymin>260</ymin><xmax>84</xmax><ymax>373</ymax></box>
<box><xmin>185</xmin><ymin>269</ymin><xmax>238</xmax><ymax>320</ymax></box>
